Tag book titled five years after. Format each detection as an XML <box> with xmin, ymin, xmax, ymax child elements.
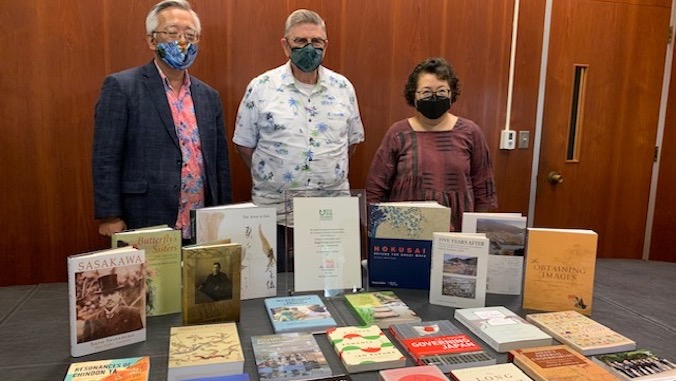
<box><xmin>63</xmin><ymin>356</ymin><xmax>150</xmax><ymax>381</ymax></box>
<box><xmin>508</xmin><ymin>345</ymin><xmax>618</xmax><ymax>381</ymax></box>
<box><xmin>182</xmin><ymin>242</ymin><xmax>242</xmax><ymax>325</ymax></box>
<box><xmin>389</xmin><ymin>320</ymin><xmax>496</xmax><ymax>372</ymax></box>
<box><xmin>112</xmin><ymin>225</ymin><xmax>181</xmax><ymax>316</ymax></box>
<box><xmin>67</xmin><ymin>246</ymin><xmax>146</xmax><ymax>357</ymax></box>
<box><xmin>264</xmin><ymin>294</ymin><xmax>338</xmax><ymax>334</ymax></box>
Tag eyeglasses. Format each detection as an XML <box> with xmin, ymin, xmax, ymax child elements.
<box><xmin>288</xmin><ymin>37</ymin><xmax>327</xmax><ymax>48</ymax></box>
<box><xmin>152</xmin><ymin>29</ymin><xmax>200</xmax><ymax>43</ymax></box>
<box><xmin>416</xmin><ymin>88</ymin><xmax>451</xmax><ymax>99</ymax></box>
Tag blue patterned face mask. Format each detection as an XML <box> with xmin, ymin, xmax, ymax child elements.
<box><xmin>156</xmin><ymin>41</ymin><xmax>198</xmax><ymax>70</ymax></box>
<box><xmin>290</xmin><ymin>44</ymin><xmax>323</xmax><ymax>73</ymax></box>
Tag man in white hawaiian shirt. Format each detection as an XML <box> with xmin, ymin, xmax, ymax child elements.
<box><xmin>233</xmin><ymin>9</ymin><xmax>365</xmax><ymax>272</ymax></box>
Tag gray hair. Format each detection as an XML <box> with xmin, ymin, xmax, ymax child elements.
<box><xmin>145</xmin><ymin>0</ymin><xmax>202</xmax><ymax>35</ymax></box>
<box><xmin>284</xmin><ymin>9</ymin><xmax>326</xmax><ymax>37</ymax></box>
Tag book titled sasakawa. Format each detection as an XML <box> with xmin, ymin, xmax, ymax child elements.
<box><xmin>389</xmin><ymin>320</ymin><xmax>496</xmax><ymax>372</ymax></box>
<box><xmin>379</xmin><ymin>365</ymin><xmax>451</xmax><ymax>381</ymax></box>
<box><xmin>112</xmin><ymin>225</ymin><xmax>181</xmax><ymax>316</ymax></box>
<box><xmin>264</xmin><ymin>294</ymin><xmax>338</xmax><ymax>334</ymax></box>
<box><xmin>67</xmin><ymin>247</ymin><xmax>146</xmax><ymax>357</ymax></box>
<box><xmin>344</xmin><ymin>291</ymin><xmax>421</xmax><ymax>328</ymax></box>
<box><xmin>63</xmin><ymin>356</ymin><xmax>150</xmax><ymax>381</ymax></box>
<box><xmin>251</xmin><ymin>332</ymin><xmax>333</xmax><ymax>381</ymax></box>
<box><xmin>508</xmin><ymin>345</ymin><xmax>618</xmax><ymax>381</ymax></box>
<box><xmin>327</xmin><ymin>325</ymin><xmax>406</xmax><ymax>373</ymax></box>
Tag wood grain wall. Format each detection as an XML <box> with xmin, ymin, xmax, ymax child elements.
<box><xmin>0</xmin><ymin>0</ymin><xmax>588</xmax><ymax>286</ymax></box>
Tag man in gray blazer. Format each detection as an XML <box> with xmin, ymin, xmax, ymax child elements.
<box><xmin>93</xmin><ymin>0</ymin><xmax>231</xmax><ymax>241</ymax></box>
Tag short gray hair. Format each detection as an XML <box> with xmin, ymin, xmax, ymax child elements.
<box><xmin>284</xmin><ymin>9</ymin><xmax>326</xmax><ymax>37</ymax></box>
<box><xmin>145</xmin><ymin>0</ymin><xmax>201</xmax><ymax>35</ymax></box>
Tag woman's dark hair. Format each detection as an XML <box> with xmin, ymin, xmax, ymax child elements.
<box><xmin>404</xmin><ymin>57</ymin><xmax>461</xmax><ymax>107</ymax></box>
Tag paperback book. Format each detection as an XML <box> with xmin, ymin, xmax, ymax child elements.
<box><xmin>63</xmin><ymin>356</ymin><xmax>150</xmax><ymax>381</ymax></box>
<box><xmin>389</xmin><ymin>320</ymin><xmax>496</xmax><ymax>372</ymax></box>
<box><xmin>192</xmin><ymin>202</ymin><xmax>277</xmax><ymax>300</ymax></box>
<box><xmin>67</xmin><ymin>247</ymin><xmax>146</xmax><ymax>357</ymax></box>
<box><xmin>453</xmin><ymin>306</ymin><xmax>553</xmax><ymax>353</ymax></box>
<box><xmin>112</xmin><ymin>225</ymin><xmax>181</xmax><ymax>316</ymax></box>
<box><xmin>526</xmin><ymin>310</ymin><xmax>637</xmax><ymax>355</ymax></box>
<box><xmin>167</xmin><ymin>322</ymin><xmax>244</xmax><ymax>381</ymax></box>
<box><xmin>379</xmin><ymin>365</ymin><xmax>451</xmax><ymax>381</ymax></box>
<box><xmin>182</xmin><ymin>375</ymin><xmax>249</xmax><ymax>381</ymax></box>
<box><xmin>429</xmin><ymin>232</ymin><xmax>489</xmax><ymax>309</ymax></box>
<box><xmin>508</xmin><ymin>345</ymin><xmax>618</xmax><ymax>381</ymax></box>
<box><xmin>327</xmin><ymin>325</ymin><xmax>406</xmax><ymax>373</ymax></box>
<box><xmin>182</xmin><ymin>242</ymin><xmax>242</xmax><ymax>325</ymax></box>
<box><xmin>368</xmin><ymin>201</ymin><xmax>451</xmax><ymax>289</ymax></box>
<box><xmin>251</xmin><ymin>332</ymin><xmax>333</xmax><ymax>381</ymax></box>
<box><xmin>264</xmin><ymin>294</ymin><xmax>338</xmax><ymax>333</ymax></box>
<box><xmin>523</xmin><ymin>228</ymin><xmax>598</xmax><ymax>315</ymax></box>
<box><xmin>449</xmin><ymin>363</ymin><xmax>533</xmax><ymax>381</ymax></box>
<box><xmin>592</xmin><ymin>349</ymin><xmax>676</xmax><ymax>381</ymax></box>
<box><xmin>344</xmin><ymin>291</ymin><xmax>421</xmax><ymax>328</ymax></box>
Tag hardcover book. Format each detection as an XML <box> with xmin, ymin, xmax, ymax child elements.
<box><xmin>592</xmin><ymin>349</ymin><xmax>676</xmax><ymax>381</ymax></box>
<box><xmin>182</xmin><ymin>242</ymin><xmax>242</xmax><ymax>325</ymax></box>
<box><xmin>429</xmin><ymin>232</ymin><xmax>489</xmax><ymax>309</ymax></box>
<box><xmin>453</xmin><ymin>306</ymin><xmax>553</xmax><ymax>353</ymax></box>
<box><xmin>368</xmin><ymin>201</ymin><xmax>451</xmax><ymax>289</ymax></box>
<box><xmin>389</xmin><ymin>320</ymin><xmax>496</xmax><ymax>372</ymax></box>
<box><xmin>526</xmin><ymin>310</ymin><xmax>637</xmax><ymax>355</ymax></box>
<box><xmin>63</xmin><ymin>356</ymin><xmax>150</xmax><ymax>381</ymax></box>
<box><xmin>67</xmin><ymin>247</ymin><xmax>146</xmax><ymax>357</ymax></box>
<box><xmin>523</xmin><ymin>228</ymin><xmax>598</xmax><ymax>315</ymax></box>
<box><xmin>327</xmin><ymin>325</ymin><xmax>406</xmax><ymax>373</ymax></box>
<box><xmin>449</xmin><ymin>363</ymin><xmax>533</xmax><ymax>381</ymax></box>
<box><xmin>192</xmin><ymin>202</ymin><xmax>277</xmax><ymax>300</ymax></box>
<box><xmin>112</xmin><ymin>225</ymin><xmax>181</xmax><ymax>316</ymax></box>
<box><xmin>508</xmin><ymin>345</ymin><xmax>618</xmax><ymax>381</ymax></box>
<box><xmin>167</xmin><ymin>322</ymin><xmax>244</xmax><ymax>381</ymax></box>
<box><xmin>344</xmin><ymin>291</ymin><xmax>421</xmax><ymax>328</ymax></box>
<box><xmin>462</xmin><ymin>213</ymin><xmax>527</xmax><ymax>295</ymax></box>
<box><xmin>251</xmin><ymin>332</ymin><xmax>333</xmax><ymax>381</ymax></box>
<box><xmin>264</xmin><ymin>295</ymin><xmax>338</xmax><ymax>333</ymax></box>
<box><xmin>379</xmin><ymin>365</ymin><xmax>451</xmax><ymax>381</ymax></box>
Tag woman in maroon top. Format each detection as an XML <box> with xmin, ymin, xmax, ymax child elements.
<box><xmin>365</xmin><ymin>57</ymin><xmax>498</xmax><ymax>231</ymax></box>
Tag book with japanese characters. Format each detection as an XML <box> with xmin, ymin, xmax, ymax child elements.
<box><xmin>112</xmin><ymin>225</ymin><xmax>181</xmax><ymax>316</ymax></box>
<box><xmin>192</xmin><ymin>202</ymin><xmax>277</xmax><ymax>300</ymax></box>
<box><xmin>453</xmin><ymin>306</ymin><xmax>553</xmax><ymax>353</ymax></box>
<box><xmin>379</xmin><ymin>365</ymin><xmax>451</xmax><ymax>381</ymax></box>
<box><xmin>327</xmin><ymin>325</ymin><xmax>406</xmax><ymax>373</ymax></box>
<box><xmin>344</xmin><ymin>291</ymin><xmax>421</xmax><ymax>329</ymax></box>
<box><xmin>167</xmin><ymin>322</ymin><xmax>244</xmax><ymax>381</ymax></box>
<box><xmin>592</xmin><ymin>349</ymin><xmax>676</xmax><ymax>381</ymax></box>
<box><xmin>526</xmin><ymin>310</ymin><xmax>636</xmax><ymax>355</ymax></box>
<box><xmin>449</xmin><ymin>363</ymin><xmax>533</xmax><ymax>381</ymax></box>
<box><xmin>508</xmin><ymin>345</ymin><xmax>618</xmax><ymax>381</ymax></box>
<box><xmin>251</xmin><ymin>332</ymin><xmax>333</xmax><ymax>381</ymax></box>
<box><xmin>265</xmin><ymin>295</ymin><xmax>338</xmax><ymax>333</ymax></box>
<box><xmin>389</xmin><ymin>320</ymin><xmax>496</xmax><ymax>372</ymax></box>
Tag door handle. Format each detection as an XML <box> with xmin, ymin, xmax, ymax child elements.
<box><xmin>547</xmin><ymin>171</ymin><xmax>564</xmax><ymax>184</ymax></box>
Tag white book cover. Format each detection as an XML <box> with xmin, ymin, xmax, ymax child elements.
<box><xmin>293</xmin><ymin>196</ymin><xmax>362</xmax><ymax>292</ymax></box>
<box><xmin>193</xmin><ymin>203</ymin><xmax>277</xmax><ymax>300</ymax></box>
<box><xmin>462</xmin><ymin>213</ymin><xmax>526</xmax><ymax>295</ymax></box>
<box><xmin>67</xmin><ymin>247</ymin><xmax>146</xmax><ymax>357</ymax></box>
<box><xmin>429</xmin><ymin>232</ymin><xmax>489</xmax><ymax>309</ymax></box>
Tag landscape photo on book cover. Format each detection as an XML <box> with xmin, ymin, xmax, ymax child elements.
<box><xmin>441</xmin><ymin>253</ymin><xmax>478</xmax><ymax>299</ymax></box>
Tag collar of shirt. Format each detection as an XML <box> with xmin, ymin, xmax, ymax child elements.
<box><xmin>153</xmin><ymin>59</ymin><xmax>192</xmax><ymax>91</ymax></box>
<box><xmin>282</xmin><ymin>61</ymin><xmax>328</xmax><ymax>93</ymax></box>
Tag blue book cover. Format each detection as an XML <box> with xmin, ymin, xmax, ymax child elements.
<box><xmin>264</xmin><ymin>295</ymin><xmax>338</xmax><ymax>333</ymax></box>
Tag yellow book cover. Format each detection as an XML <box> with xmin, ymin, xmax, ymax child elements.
<box><xmin>509</xmin><ymin>345</ymin><xmax>618</xmax><ymax>381</ymax></box>
<box><xmin>112</xmin><ymin>226</ymin><xmax>181</xmax><ymax>316</ymax></box>
<box><xmin>64</xmin><ymin>356</ymin><xmax>150</xmax><ymax>381</ymax></box>
<box><xmin>522</xmin><ymin>228</ymin><xmax>598</xmax><ymax>315</ymax></box>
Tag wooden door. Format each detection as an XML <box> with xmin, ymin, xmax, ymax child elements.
<box><xmin>534</xmin><ymin>0</ymin><xmax>671</xmax><ymax>258</ymax></box>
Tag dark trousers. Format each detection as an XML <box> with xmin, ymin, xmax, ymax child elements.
<box><xmin>276</xmin><ymin>225</ymin><xmax>294</xmax><ymax>273</ymax></box>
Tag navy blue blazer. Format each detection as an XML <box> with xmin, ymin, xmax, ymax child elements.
<box><xmin>93</xmin><ymin>61</ymin><xmax>231</xmax><ymax>229</ymax></box>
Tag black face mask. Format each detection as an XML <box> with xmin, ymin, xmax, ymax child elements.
<box><xmin>416</xmin><ymin>95</ymin><xmax>451</xmax><ymax>120</ymax></box>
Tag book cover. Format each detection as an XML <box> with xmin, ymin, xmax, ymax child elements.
<box><xmin>389</xmin><ymin>320</ymin><xmax>496</xmax><ymax>372</ymax></box>
<box><xmin>167</xmin><ymin>322</ymin><xmax>245</xmax><ymax>381</ymax></box>
<box><xmin>368</xmin><ymin>201</ymin><xmax>451</xmax><ymax>289</ymax></box>
<box><xmin>192</xmin><ymin>202</ymin><xmax>277</xmax><ymax>300</ymax></box>
<box><xmin>264</xmin><ymin>295</ymin><xmax>338</xmax><ymax>333</ymax></box>
<box><xmin>526</xmin><ymin>310</ymin><xmax>637</xmax><ymax>356</ymax></box>
<box><xmin>182</xmin><ymin>242</ymin><xmax>242</xmax><ymax>325</ymax></box>
<box><xmin>429</xmin><ymin>232</ymin><xmax>489</xmax><ymax>309</ymax></box>
<box><xmin>327</xmin><ymin>325</ymin><xmax>406</xmax><ymax>373</ymax></box>
<box><xmin>182</xmin><ymin>375</ymin><xmax>249</xmax><ymax>381</ymax></box>
<box><xmin>344</xmin><ymin>291</ymin><xmax>421</xmax><ymax>329</ymax></box>
<box><xmin>251</xmin><ymin>332</ymin><xmax>333</xmax><ymax>381</ymax></box>
<box><xmin>67</xmin><ymin>247</ymin><xmax>146</xmax><ymax>357</ymax></box>
<box><xmin>63</xmin><ymin>356</ymin><xmax>149</xmax><ymax>381</ymax></box>
<box><xmin>523</xmin><ymin>228</ymin><xmax>598</xmax><ymax>315</ymax></box>
<box><xmin>508</xmin><ymin>345</ymin><xmax>618</xmax><ymax>381</ymax></box>
<box><xmin>379</xmin><ymin>365</ymin><xmax>451</xmax><ymax>381</ymax></box>
<box><xmin>592</xmin><ymin>349</ymin><xmax>676</xmax><ymax>381</ymax></box>
<box><xmin>462</xmin><ymin>213</ymin><xmax>527</xmax><ymax>295</ymax></box>
<box><xmin>453</xmin><ymin>306</ymin><xmax>553</xmax><ymax>353</ymax></box>
<box><xmin>449</xmin><ymin>363</ymin><xmax>533</xmax><ymax>381</ymax></box>
<box><xmin>112</xmin><ymin>225</ymin><xmax>181</xmax><ymax>316</ymax></box>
